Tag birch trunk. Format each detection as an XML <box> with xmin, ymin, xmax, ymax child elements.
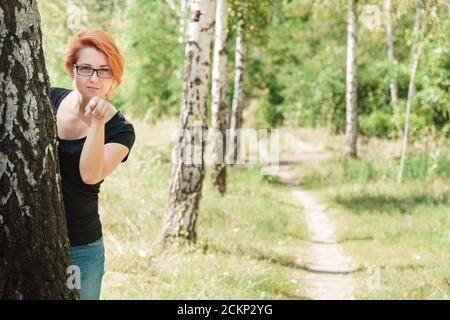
<box><xmin>397</xmin><ymin>8</ymin><xmax>423</xmax><ymax>184</ymax></box>
<box><xmin>383</xmin><ymin>0</ymin><xmax>399</xmax><ymax>107</ymax></box>
<box><xmin>228</xmin><ymin>25</ymin><xmax>245</xmax><ymax>164</ymax></box>
<box><xmin>0</xmin><ymin>0</ymin><xmax>77</xmax><ymax>299</ymax></box>
<box><xmin>211</xmin><ymin>0</ymin><xmax>229</xmax><ymax>195</ymax></box>
<box><xmin>162</xmin><ymin>0</ymin><xmax>215</xmax><ymax>245</ymax></box>
<box><xmin>345</xmin><ymin>0</ymin><xmax>358</xmax><ymax>158</ymax></box>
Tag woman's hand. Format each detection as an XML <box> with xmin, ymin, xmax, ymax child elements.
<box><xmin>84</xmin><ymin>96</ymin><xmax>109</xmax><ymax>121</ymax></box>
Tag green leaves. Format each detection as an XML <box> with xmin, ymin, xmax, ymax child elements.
<box><xmin>39</xmin><ymin>0</ymin><xmax>448</xmax><ymax>136</ymax></box>
<box><xmin>248</xmin><ymin>0</ymin><xmax>449</xmax><ymax>138</ymax></box>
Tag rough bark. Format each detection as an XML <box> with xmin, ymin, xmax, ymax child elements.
<box><xmin>0</xmin><ymin>0</ymin><xmax>77</xmax><ymax>299</ymax></box>
<box><xmin>383</xmin><ymin>0</ymin><xmax>399</xmax><ymax>107</ymax></box>
<box><xmin>211</xmin><ymin>0</ymin><xmax>229</xmax><ymax>195</ymax></box>
<box><xmin>228</xmin><ymin>24</ymin><xmax>245</xmax><ymax>165</ymax></box>
<box><xmin>345</xmin><ymin>0</ymin><xmax>358</xmax><ymax>158</ymax></box>
<box><xmin>162</xmin><ymin>0</ymin><xmax>214</xmax><ymax>246</ymax></box>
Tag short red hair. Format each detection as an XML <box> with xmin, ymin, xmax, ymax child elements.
<box><xmin>65</xmin><ymin>28</ymin><xmax>124</xmax><ymax>98</ymax></box>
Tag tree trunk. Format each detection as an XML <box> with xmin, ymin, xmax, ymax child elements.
<box><xmin>0</xmin><ymin>0</ymin><xmax>77</xmax><ymax>299</ymax></box>
<box><xmin>211</xmin><ymin>0</ymin><xmax>229</xmax><ymax>195</ymax></box>
<box><xmin>383</xmin><ymin>0</ymin><xmax>398</xmax><ymax>107</ymax></box>
<box><xmin>162</xmin><ymin>0</ymin><xmax>214</xmax><ymax>246</ymax></box>
<box><xmin>345</xmin><ymin>0</ymin><xmax>358</xmax><ymax>158</ymax></box>
<box><xmin>397</xmin><ymin>7</ymin><xmax>423</xmax><ymax>184</ymax></box>
<box><xmin>228</xmin><ymin>24</ymin><xmax>246</xmax><ymax>165</ymax></box>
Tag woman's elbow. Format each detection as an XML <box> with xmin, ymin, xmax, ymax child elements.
<box><xmin>80</xmin><ymin>173</ymin><xmax>101</xmax><ymax>185</ymax></box>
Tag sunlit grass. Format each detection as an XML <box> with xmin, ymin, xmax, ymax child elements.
<box><xmin>98</xmin><ymin>117</ymin><xmax>310</xmax><ymax>299</ymax></box>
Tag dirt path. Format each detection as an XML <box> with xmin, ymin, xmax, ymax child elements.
<box><xmin>263</xmin><ymin>133</ymin><xmax>357</xmax><ymax>299</ymax></box>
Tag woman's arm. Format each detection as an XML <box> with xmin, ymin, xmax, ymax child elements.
<box><xmin>79</xmin><ymin>98</ymin><xmax>129</xmax><ymax>185</ymax></box>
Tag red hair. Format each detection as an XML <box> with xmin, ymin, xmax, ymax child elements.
<box><xmin>65</xmin><ymin>28</ymin><xmax>124</xmax><ymax>98</ymax></box>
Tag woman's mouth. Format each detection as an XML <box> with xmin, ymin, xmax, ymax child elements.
<box><xmin>87</xmin><ymin>87</ymin><xmax>100</xmax><ymax>91</ymax></box>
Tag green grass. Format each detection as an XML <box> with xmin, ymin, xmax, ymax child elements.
<box><xmin>98</xmin><ymin>118</ymin><xmax>449</xmax><ymax>299</ymax></box>
<box><xmin>98</xmin><ymin>118</ymin><xmax>310</xmax><ymax>299</ymax></box>
<box><xmin>293</xmin><ymin>151</ymin><xmax>450</xmax><ymax>299</ymax></box>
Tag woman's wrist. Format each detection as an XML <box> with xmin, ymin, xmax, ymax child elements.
<box><xmin>90</xmin><ymin>116</ymin><xmax>106</xmax><ymax>127</ymax></box>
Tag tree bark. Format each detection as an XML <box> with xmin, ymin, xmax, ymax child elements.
<box><xmin>383</xmin><ymin>0</ymin><xmax>398</xmax><ymax>107</ymax></box>
<box><xmin>345</xmin><ymin>0</ymin><xmax>358</xmax><ymax>158</ymax></box>
<box><xmin>228</xmin><ymin>24</ymin><xmax>246</xmax><ymax>164</ymax></box>
<box><xmin>397</xmin><ymin>7</ymin><xmax>423</xmax><ymax>184</ymax></box>
<box><xmin>162</xmin><ymin>0</ymin><xmax>215</xmax><ymax>246</ymax></box>
<box><xmin>211</xmin><ymin>0</ymin><xmax>229</xmax><ymax>195</ymax></box>
<box><xmin>0</xmin><ymin>0</ymin><xmax>77</xmax><ymax>299</ymax></box>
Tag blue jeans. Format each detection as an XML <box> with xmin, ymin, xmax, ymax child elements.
<box><xmin>69</xmin><ymin>237</ymin><xmax>105</xmax><ymax>300</ymax></box>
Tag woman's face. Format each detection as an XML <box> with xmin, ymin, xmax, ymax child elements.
<box><xmin>72</xmin><ymin>46</ymin><xmax>114</xmax><ymax>101</ymax></box>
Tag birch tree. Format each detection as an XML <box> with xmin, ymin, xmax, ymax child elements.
<box><xmin>383</xmin><ymin>0</ymin><xmax>399</xmax><ymax>107</ymax></box>
<box><xmin>211</xmin><ymin>0</ymin><xmax>229</xmax><ymax>194</ymax></box>
<box><xmin>0</xmin><ymin>0</ymin><xmax>77</xmax><ymax>299</ymax></box>
<box><xmin>397</xmin><ymin>5</ymin><xmax>425</xmax><ymax>183</ymax></box>
<box><xmin>228</xmin><ymin>23</ymin><xmax>246</xmax><ymax>164</ymax></box>
<box><xmin>162</xmin><ymin>0</ymin><xmax>215</xmax><ymax>245</ymax></box>
<box><xmin>345</xmin><ymin>0</ymin><xmax>358</xmax><ymax>158</ymax></box>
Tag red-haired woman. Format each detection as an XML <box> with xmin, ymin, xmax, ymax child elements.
<box><xmin>50</xmin><ymin>28</ymin><xmax>135</xmax><ymax>300</ymax></box>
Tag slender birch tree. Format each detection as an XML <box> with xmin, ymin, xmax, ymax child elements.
<box><xmin>228</xmin><ymin>23</ymin><xmax>246</xmax><ymax>164</ymax></box>
<box><xmin>345</xmin><ymin>0</ymin><xmax>358</xmax><ymax>158</ymax></box>
<box><xmin>211</xmin><ymin>0</ymin><xmax>230</xmax><ymax>194</ymax></box>
<box><xmin>383</xmin><ymin>0</ymin><xmax>399</xmax><ymax>107</ymax></box>
<box><xmin>162</xmin><ymin>0</ymin><xmax>215</xmax><ymax>245</ymax></box>
<box><xmin>0</xmin><ymin>0</ymin><xmax>77</xmax><ymax>299</ymax></box>
<box><xmin>397</xmin><ymin>6</ymin><xmax>424</xmax><ymax>183</ymax></box>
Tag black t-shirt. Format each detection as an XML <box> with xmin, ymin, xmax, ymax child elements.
<box><xmin>50</xmin><ymin>87</ymin><xmax>135</xmax><ymax>246</ymax></box>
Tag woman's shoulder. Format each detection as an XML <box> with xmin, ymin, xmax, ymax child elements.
<box><xmin>50</xmin><ymin>87</ymin><xmax>73</xmax><ymax>109</ymax></box>
<box><xmin>106</xmin><ymin>109</ymin><xmax>135</xmax><ymax>137</ymax></box>
<box><xmin>106</xmin><ymin>105</ymin><xmax>133</xmax><ymax>127</ymax></box>
<box><xmin>105</xmin><ymin>108</ymin><xmax>136</xmax><ymax>154</ymax></box>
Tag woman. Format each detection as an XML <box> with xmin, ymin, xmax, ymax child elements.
<box><xmin>50</xmin><ymin>28</ymin><xmax>135</xmax><ymax>300</ymax></box>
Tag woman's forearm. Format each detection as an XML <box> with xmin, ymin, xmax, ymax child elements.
<box><xmin>79</xmin><ymin>118</ymin><xmax>105</xmax><ymax>184</ymax></box>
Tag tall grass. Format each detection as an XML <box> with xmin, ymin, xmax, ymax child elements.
<box><xmin>296</xmin><ymin>153</ymin><xmax>450</xmax><ymax>188</ymax></box>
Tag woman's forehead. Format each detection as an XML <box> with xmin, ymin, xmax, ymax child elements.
<box><xmin>76</xmin><ymin>46</ymin><xmax>109</xmax><ymax>67</ymax></box>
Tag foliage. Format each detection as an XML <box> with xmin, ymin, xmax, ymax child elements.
<box><xmin>120</xmin><ymin>0</ymin><xmax>184</xmax><ymax>120</ymax></box>
<box><xmin>248</xmin><ymin>0</ymin><xmax>449</xmax><ymax>138</ymax></box>
<box><xmin>39</xmin><ymin>0</ymin><xmax>449</xmax><ymax>137</ymax></box>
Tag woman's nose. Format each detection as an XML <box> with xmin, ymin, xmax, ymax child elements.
<box><xmin>89</xmin><ymin>71</ymin><xmax>100</xmax><ymax>82</ymax></box>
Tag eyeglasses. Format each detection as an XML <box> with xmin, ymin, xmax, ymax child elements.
<box><xmin>73</xmin><ymin>64</ymin><xmax>113</xmax><ymax>79</ymax></box>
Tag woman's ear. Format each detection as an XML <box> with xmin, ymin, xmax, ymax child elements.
<box><xmin>70</xmin><ymin>64</ymin><xmax>76</xmax><ymax>78</ymax></box>
<box><xmin>106</xmin><ymin>81</ymin><xmax>118</xmax><ymax>100</ymax></box>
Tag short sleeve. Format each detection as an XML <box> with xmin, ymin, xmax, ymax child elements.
<box><xmin>106</xmin><ymin>119</ymin><xmax>136</xmax><ymax>163</ymax></box>
<box><xmin>50</xmin><ymin>87</ymin><xmax>72</xmax><ymax>109</ymax></box>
